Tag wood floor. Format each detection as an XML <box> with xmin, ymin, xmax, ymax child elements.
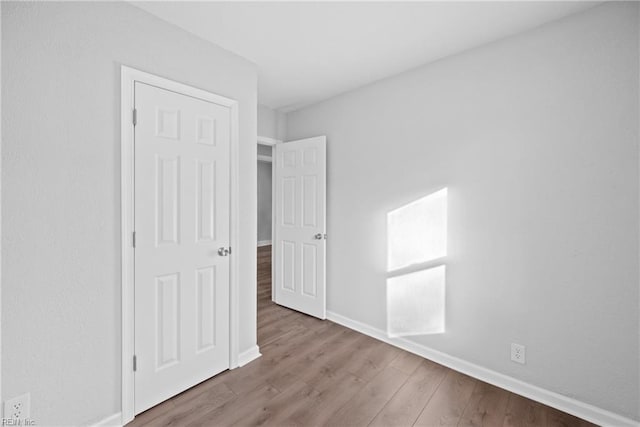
<box><xmin>128</xmin><ymin>245</ymin><xmax>597</xmax><ymax>427</ymax></box>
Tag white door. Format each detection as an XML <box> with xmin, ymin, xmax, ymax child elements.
<box><xmin>134</xmin><ymin>82</ymin><xmax>231</xmax><ymax>414</ymax></box>
<box><xmin>274</xmin><ymin>136</ymin><xmax>327</xmax><ymax>319</ymax></box>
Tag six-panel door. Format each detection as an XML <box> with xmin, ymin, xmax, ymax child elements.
<box><xmin>134</xmin><ymin>82</ymin><xmax>231</xmax><ymax>414</ymax></box>
<box><xmin>274</xmin><ymin>137</ymin><xmax>327</xmax><ymax>319</ymax></box>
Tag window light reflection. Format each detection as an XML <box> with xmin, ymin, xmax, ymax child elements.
<box><xmin>387</xmin><ymin>188</ymin><xmax>447</xmax><ymax>272</ymax></box>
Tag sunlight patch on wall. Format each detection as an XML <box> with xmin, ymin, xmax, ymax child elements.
<box><xmin>387</xmin><ymin>265</ymin><xmax>446</xmax><ymax>337</ymax></box>
<box><xmin>386</xmin><ymin>188</ymin><xmax>447</xmax><ymax>337</ymax></box>
<box><xmin>387</xmin><ymin>188</ymin><xmax>447</xmax><ymax>272</ymax></box>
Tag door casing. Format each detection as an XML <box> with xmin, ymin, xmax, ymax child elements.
<box><xmin>120</xmin><ymin>65</ymin><xmax>240</xmax><ymax>425</ymax></box>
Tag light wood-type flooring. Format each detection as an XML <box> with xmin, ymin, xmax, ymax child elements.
<box><xmin>128</xmin><ymin>245</ymin><xmax>597</xmax><ymax>427</ymax></box>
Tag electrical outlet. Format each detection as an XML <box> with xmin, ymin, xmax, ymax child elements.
<box><xmin>511</xmin><ymin>343</ymin><xmax>526</xmax><ymax>364</ymax></box>
<box><xmin>3</xmin><ymin>393</ymin><xmax>31</xmax><ymax>421</ymax></box>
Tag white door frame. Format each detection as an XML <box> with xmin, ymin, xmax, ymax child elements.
<box><xmin>120</xmin><ymin>65</ymin><xmax>240</xmax><ymax>425</ymax></box>
<box><xmin>257</xmin><ymin>136</ymin><xmax>280</xmax><ymax>301</ymax></box>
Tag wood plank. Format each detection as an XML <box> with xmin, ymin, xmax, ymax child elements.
<box><xmin>266</xmin><ymin>324</ymin><xmax>355</xmax><ymax>392</ymax></box>
<box><xmin>295</xmin><ymin>329</ymin><xmax>365</xmax><ymax>380</ymax></box>
<box><xmin>334</xmin><ymin>333</ymin><xmax>387</xmax><ymax>379</ymax></box>
<box><xmin>388</xmin><ymin>350</ymin><xmax>424</xmax><ymax>375</ymax></box>
<box><xmin>184</xmin><ymin>384</ymin><xmax>279</xmax><ymax>427</ymax></box>
<box><xmin>503</xmin><ymin>393</ymin><xmax>548</xmax><ymax>427</ymax></box>
<box><xmin>413</xmin><ymin>369</ymin><xmax>477</xmax><ymax>426</ymax></box>
<box><xmin>296</xmin><ymin>328</ymin><xmax>366</xmax><ymax>388</ymax></box>
<box><xmin>230</xmin><ymin>321</ymin><xmax>344</xmax><ymax>395</ymax></box>
<box><xmin>347</xmin><ymin>339</ymin><xmax>402</xmax><ymax>382</ymax></box>
<box><xmin>285</xmin><ymin>372</ymin><xmax>366</xmax><ymax>427</ymax></box>
<box><xmin>323</xmin><ymin>366</ymin><xmax>410</xmax><ymax>426</ymax></box>
<box><xmin>458</xmin><ymin>381</ymin><xmax>510</xmax><ymax>427</ymax></box>
<box><xmin>142</xmin><ymin>383</ymin><xmax>237</xmax><ymax>427</ymax></box>
<box><xmin>231</xmin><ymin>381</ymin><xmax>315</xmax><ymax>426</ymax></box>
<box><xmin>369</xmin><ymin>359</ymin><xmax>447</xmax><ymax>427</ymax></box>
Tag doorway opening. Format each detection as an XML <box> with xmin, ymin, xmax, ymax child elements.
<box><xmin>257</xmin><ymin>137</ymin><xmax>278</xmax><ymax>347</ymax></box>
<box><xmin>257</xmin><ymin>136</ymin><xmax>277</xmax><ymax>303</ymax></box>
<box><xmin>256</xmin><ymin>135</ymin><xmax>327</xmax><ymax>337</ymax></box>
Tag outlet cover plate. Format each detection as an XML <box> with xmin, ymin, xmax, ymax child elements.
<box><xmin>3</xmin><ymin>393</ymin><xmax>31</xmax><ymax>421</ymax></box>
<box><xmin>511</xmin><ymin>343</ymin><xmax>526</xmax><ymax>364</ymax></box>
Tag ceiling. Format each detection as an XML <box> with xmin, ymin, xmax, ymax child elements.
<box><xmin>134</xmin><ymin>1</ymin><xmax>600</xmax><ymax>112</ymax></box>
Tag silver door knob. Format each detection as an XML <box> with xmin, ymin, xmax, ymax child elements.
<box><xmin>314</xmin><ymin>233</ymin><xmax>323</xmax><ymax>240</ymax></box>
<box><xmin>218</xmin><ymin>247</ymin><xmax>231</xmax><ymax>256</ymax></box>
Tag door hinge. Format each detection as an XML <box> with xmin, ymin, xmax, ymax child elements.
<box><xmin>132</xmin><ymin>231</ymin><xmax>136</xmax><ymax>248</ymax></box>
<box><xmin>133</xmin><ymin>355</ymin><xmax>137</xmax><ymax>372</ymax></box>
<box><xmin>132</xmin><ymin>108</ymin><xmax>137</xmax><ymax>126</ymax></box>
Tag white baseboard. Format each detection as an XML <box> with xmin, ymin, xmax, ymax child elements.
<box><xmin>89</xmin><ymin>412</ymin><xmax>122</xmax><ymax>427</ymax></box>
<box><xmin>257</xmin><ymin>240</ymin><xmax>272</xmax><ymax>247</ymax></box>
<box><xmin>238</xmin><ymin>345</ymin><xmax>262</xmax><ymax>367</ymax></box>
<box><xmin>326</xmin><ymin>311</ymin><xmax>639</xmax><ymax>427</ymax></box>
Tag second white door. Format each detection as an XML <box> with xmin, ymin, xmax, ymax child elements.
<box><xmin>274</xmin><ymin>136</ymin><xmax>327</xmax><ymax>319</ymax></box>
<box><xmin>134</xmin><ymin>82</ymin><xmax>231</xmax><ymax>414</ymax></box>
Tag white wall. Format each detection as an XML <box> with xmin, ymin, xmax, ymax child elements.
<box><xmin>287</xmin><ymin>2</ymin><xmax>639</xmax><ymax>421</ymax></box>
<box><xmin>258</xmin><ymin>104</ymin><xmax>286</xmax><ymax>140</ymax></box>
<box><xmin>2</xmin><ymin>2</ymin><xmax>257</xmax><ymax>425</ymax></box>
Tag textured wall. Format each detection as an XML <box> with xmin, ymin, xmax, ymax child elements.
<box><xmin>287</xmin><ymin>3</ymin><xmax>639</xmax><ymax>421</ymax></box>
<box><xmin>2</xmin><ymin>2</ymin><xmax>257</xmax><ymax>425</ymax></box>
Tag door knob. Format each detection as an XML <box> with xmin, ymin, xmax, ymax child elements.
<box><xmin>218</xmin><ymin>247</ymin><xmax>231</xmax><ymax>256</ymax></box>
<box><xmin>314</xmin><ymin>233</ymin><xmax>323</xmax><ymax>240</ymax></box>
